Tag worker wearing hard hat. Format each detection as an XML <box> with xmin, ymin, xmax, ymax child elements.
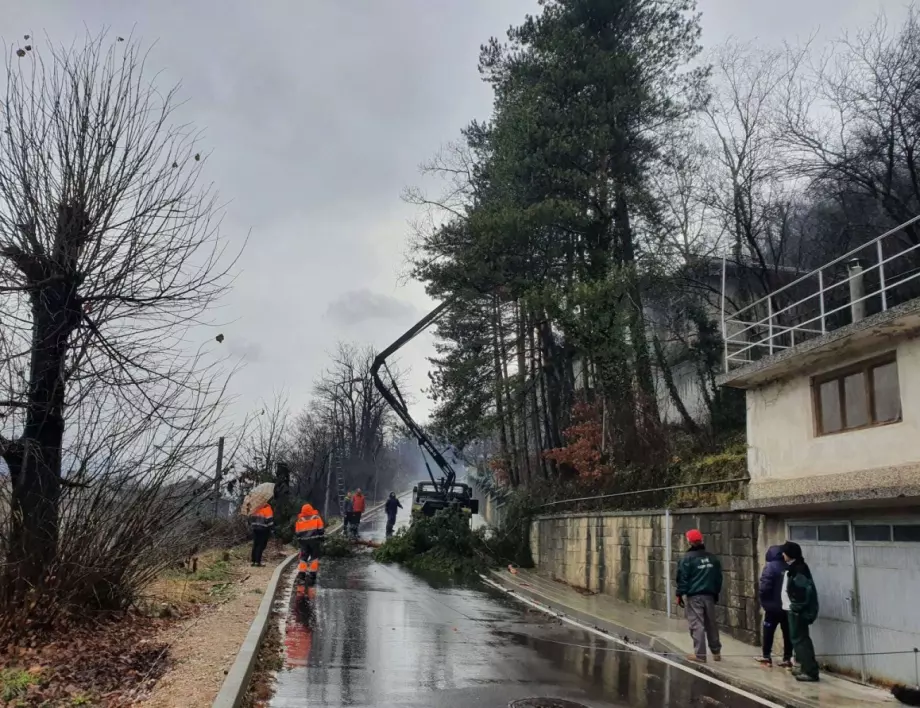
<box><xmin>294</xmin><ymin>503</ymin><xmax>324</xmax><ymax>585</ymax></box>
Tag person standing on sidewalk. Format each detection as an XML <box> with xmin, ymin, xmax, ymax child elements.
<box><xmin>676</xmin><ymin>528</ymin><xmax>723</xmax><ymax>663</ymax></box>
<box><xmin>756</xmin><ymin>545</ymin><xmax>793</xmax><ymax>667</ymax></box>
<box><xmin>781</xmin><ymin>541</ymin><xmax>820</xmax><ymax>682</ymax></box>
<box><xmin>248</xmin><ymin>502</ymin><xmax>274</xmax><ymax>567</ymax></box>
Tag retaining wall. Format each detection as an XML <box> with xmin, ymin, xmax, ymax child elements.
<box><xmin>530</xmin><ymin>508</ymin><xmax>763</xmax><ymax>645</ymax></box>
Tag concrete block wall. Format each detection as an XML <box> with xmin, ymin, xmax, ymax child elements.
<box><xmin>531</xmin><ymin>508</ymin><xmax>762</xmax><ymax>645</ymax></box>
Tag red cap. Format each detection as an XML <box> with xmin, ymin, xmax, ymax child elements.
<box><xmin>686</xmin><ymin>529</ymin><xmax>703</xmax><ymax>545</ymax></box>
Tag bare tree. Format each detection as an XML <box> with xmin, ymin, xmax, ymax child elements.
<box><xmin>312</xmin><ymin>342</ymin><xmax>405</xmax><ymax>494</ymax></box>
<box><xmin>285</xmin><ymin>408</ymin><xmax>332</xmax><ymax>501</ymax></box>
<box><xmin>0</xmin><ymin>35</ymin><xmax>235</xmax><ymax>605</ymax></box>
<box><xmin>235</xmin><ymin>391</ymin><xmax>289</xmax><ymax>498</ymax></box>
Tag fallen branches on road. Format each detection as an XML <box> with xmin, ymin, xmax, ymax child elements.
<box><xmin>373</xmin><ymin>509</ymin><xmax>490</xmax><ymax>575</ymax></box>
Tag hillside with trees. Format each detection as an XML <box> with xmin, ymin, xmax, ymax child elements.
<box><xmin>407</xmin><ymin>1</ymin><xmax>920</xmax><ymax>507</ymax></box>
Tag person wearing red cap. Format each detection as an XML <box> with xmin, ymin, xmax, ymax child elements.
<box><xmin>676</xmin><ymin>528</ymin><xmax>724</xmax><ymax>662</ymax></box>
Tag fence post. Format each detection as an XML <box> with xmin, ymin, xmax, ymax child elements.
<box><xmin>767</xmin><ymin>298</ymin><xmax>774</xmax><ymax>355</ymax></box>
<box><xmin>213</xmin><ymin>436</ymin><xmax>224</xmax><ymax>517</ymax></box>
<box><xmin>818</xmin><ymin>269</ymin><xmax>826</xmax><ymax>333</ymax></box>
<box><xmin>877</xmin><ymin>239</ymin><xmax>888</xmax><ymax>311</ymax></box>
<box><xmin>664</xmin><ymin>508</ymin><xmax>672</xmax><ymax>618</ymax></box>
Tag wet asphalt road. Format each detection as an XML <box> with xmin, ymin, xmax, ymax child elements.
<box><xmin>270</xmin><ymin>509</ymin><xmax>764</xmax><ymax>708</ymax></box>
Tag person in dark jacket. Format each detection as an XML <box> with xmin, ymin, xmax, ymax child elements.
<box><xmin>781</xmin><ymin>541</ymin><xmax>820</xmax><ymax>682</ymax></box>
<box><xmin>384</xmin><ymin>492</ymin><xmax>403</xmax><ymax>537</ymax></box>
<box><xmin>676</xmin><ymin>528</ymin><xmax>723</xmax><ymax>663</ymax></box>
<box><xmin>756</xmin><ymin>545</ymin><xmax>793</xmax><ymax>667</ymax></box>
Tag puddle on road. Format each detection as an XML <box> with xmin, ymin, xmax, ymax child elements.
<box><xmin>269</xmin><ymin>558</ymin><xmax>753</xmax><ymax>708</ymax></box>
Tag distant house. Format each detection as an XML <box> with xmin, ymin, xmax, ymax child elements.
<box><xmin>164</xmin><ymin>478</ymin><xmax>236</xmax><ymax>521</ymax></box>
<box><xmin>719</xmin><ymin>219</ymin><xmax>920</xmax><ymax>685</ymax></box>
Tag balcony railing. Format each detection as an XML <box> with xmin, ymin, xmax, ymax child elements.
<box><xmin>722</xmin><ymin>215</ymin><xmax>920</xmax><ymax>371</ymax></box>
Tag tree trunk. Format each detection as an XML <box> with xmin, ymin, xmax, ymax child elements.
<box><xmin>527</xmin><ymin>310</ymin><xmax>545</xmax><ymax>479</ymax></box>
<box><xmin>538</xmin><ymin>315</ymin><xmax>564</xmax><ymax>451</ymax></box>
<box><xmin>490</xmin><ymin>297</ymin><xmax>512</xmax><ymax>480</ymax></box>
<box><xmin>652</xmin><ymin>336</ymin><xmax>700</xmax><ymax>437</ymax></box>
<box><xmin>497</xmin><ymin>305</ymin><xmax>520</xmax><ymax>486</ymax></box>
<box><xmin>515</xmin><ymin>301</ymin><xmax>531</xmax><ymax>486</ymax></box>
<box><xmin>614</xmin><ymin>188</ymin><xmax>659</xmax><ymax>421</ymax></box>
<box><xmin>7</xmin><ymin>283</ymin><xmax>79</xmax><ymax>601</ymax></box>
<box><xmin>536</xmin><ymin>326</ymin><xmax>557</xmax><ymax>476</ymax></box>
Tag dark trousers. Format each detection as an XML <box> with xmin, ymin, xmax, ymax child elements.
<box><xmin>762</xmin><ymin>609</ymin><xmax>792</xmax><ymax>661</ymax></box>
<box><xmin>299</xmin><ymin>538</ymin><xmax>321</xmax><ymax>562</ymax></box>
<box><xmin>789</xmin><ymin>613</ymin><xmax>819</xmax><ymax>678</ymax></box>
<box><xmin>385</xmin><ymin>513</ymin><xmax>397</xmax><ymax>536</ymax></box>
<box><xmin>251</xmin><ymin>528</ymin><xmax>270</xmax><ymax>565</ymax></box>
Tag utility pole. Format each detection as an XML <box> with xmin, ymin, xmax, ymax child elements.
<box><xmin>323</xmin><ymin>449</ymin><xmax>332</xmax><ymax>520</ymax></box>
<box><xmin>213</xmin><ymin>436</ymin><xmax>225</xmax><ymax>517</ymax></box>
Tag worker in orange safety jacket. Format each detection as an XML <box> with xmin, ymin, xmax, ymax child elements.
<box><xmin>249</xmin><ymin>502</ymin><xmax>274</xmax><ymax>567</ymax></box>
<box><xmin>294</xmin><ymin>503</ymin><xmax>324</xmax><ymax>584</ymax></box>
<box><xmin>350</xmin><ymin>489</ymin><xmax>366</xmax><ymax>536</ymax></box>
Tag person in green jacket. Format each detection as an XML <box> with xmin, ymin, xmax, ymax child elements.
<box><xmin>781</xmin><ymin>541</ymin><xmax>820</xmax><ymax>682</ymax></box>
<box><xmin>676</xmin><ymin>529</ymin><xmax>723</xmax><ymax>662</ymax></box>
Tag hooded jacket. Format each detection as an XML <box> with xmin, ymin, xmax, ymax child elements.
<box><xmin>294</xmin><ymin>504</ymin><xmax>324</xmax><ymax>541</ymax></box>
<box><xmin>385</xmin><ymin>495</ymin><xmax>402</xmax><ymax>517</ymax></box>
<box><xmin>759</xmin><ymin>545</ymin><xmax>788</xmax><ymax>612</ymax></box>
<box><xmin>786</xmin><ymin>559</ymin><xmax>819</xmax><ymax>624</ymax></box>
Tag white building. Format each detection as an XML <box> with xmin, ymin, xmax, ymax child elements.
<box><xmin>720</xmin><ymin>217</ymin><xmax>920</xmax><ymax>684</ymax></box>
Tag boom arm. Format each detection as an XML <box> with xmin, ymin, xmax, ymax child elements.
<box><xmin>371</xmin><ymin>301</ymin><xmax>458</xmax><ymax>493</ymax></box>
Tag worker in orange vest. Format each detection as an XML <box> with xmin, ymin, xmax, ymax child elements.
<box><xmin>249</xmin><ymin>502</ymin><xmax>274</xmax><ymax>567</ymax></box>
<box><xmin>350</xmin><ymin>489</ymin><xmax>366</xmax><ymax>536</ymax></box>
<box><xmin>294</xmin><ymin>503</ymin><xmax>324</xmax><ymax>585</ymax></box>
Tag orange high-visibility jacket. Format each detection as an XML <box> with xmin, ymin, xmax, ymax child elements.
<box><xmin>351</xmin><ymin>493</ymin><xmax>366</xmax><ymax>513</ymax></box>
<box><xmin>294</xmin><ymin>504</ymin><xmax>325</xmax><ymax>541</ymax></box>
<box><xmin>249</xmin><ymin>504</ymin><xmax>274</xmax><ymax>531</ymax></box>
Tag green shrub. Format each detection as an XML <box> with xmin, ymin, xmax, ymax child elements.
<box><xmin>0</xmin><ymin>668</ymin><xmax>39</xmax><ymax>702</ymax></box>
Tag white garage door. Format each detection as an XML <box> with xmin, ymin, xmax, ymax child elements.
<box><xmin>789</xmin><ymin>519</ymin><xmax>920</xmax><ymax>685</ymax></box>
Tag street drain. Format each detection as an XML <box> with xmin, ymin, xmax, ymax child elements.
<box><xmin>509</xmin><ymin>700</ymin><xmax>589</xmax><ymax>708</ymax></box>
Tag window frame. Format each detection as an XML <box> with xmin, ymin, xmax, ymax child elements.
<box><xmin>787</xmin><ymin>522</ymin><xmax>851</xmax><ymax>544</ymax></box>
<box><xmin>812</xmin><ymin>354</ymin><xmax>901</xmax><ymax>437</ymax></box>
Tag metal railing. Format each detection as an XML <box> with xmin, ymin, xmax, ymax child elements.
<box><xmin>722</xmin><ymin>215</ymin><xmax>920</xmax><ymax>371</ymax></box>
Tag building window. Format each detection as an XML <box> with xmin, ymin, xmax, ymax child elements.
<box><xmin>818</xmin><ymin>524</ymin><xmax>850</xmax><ymax>542</ymax></box>
<box><xmin>893</xmin><ymin>525</ymin><xmax>920</xmax><ymax>543</ymax></box>
<box><xmin>789</xmin><ymin>525</ymin><xmax>817</xmax><ymax>541</ymax></box>
<box><xmin>788</xmin><ymin>523</ymin><xmax>850</xmax><ymax>542</ymax></box>
<box><xmin>813</xmin><ymin>356</ymin><xmax>901</xmax><ymax>435</ymax></box>
<box><xmin>854</xmin><ymin>524</ymin><xmax>892</xmax><ymax>542</ymax></box>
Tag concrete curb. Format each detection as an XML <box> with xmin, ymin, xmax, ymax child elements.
<box><xmin>212</xmin><ymin>552</ymin><xmax>299</xmax><ymax>708</ymax></box>
<box><xmin>486</xmin><ymin>570</ymin><xmax>817</xmax><ymax>708</ymax></box>
<box><xmin>211</xmin><ymin>499</ymin><xmax>393</xmax><ymax>708</ymax></box>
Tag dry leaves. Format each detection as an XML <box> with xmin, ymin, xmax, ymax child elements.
<box><xmin>0</xmin><ymin>611</ymin><xmax>180</xmax><ymax>706</ymax></box>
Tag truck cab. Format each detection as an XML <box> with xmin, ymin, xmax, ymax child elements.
<box><xmin>412</xmin><ymin>481</ymin><xmax>479</xmax><ymax>519</ymax></box>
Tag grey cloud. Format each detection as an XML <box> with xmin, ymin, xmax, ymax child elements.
<box><xmin>5</xmin><ymin>0</ymin><xmax>903</xmax><ymax>424</ymax></box>
<box><xmin>225</xmin><ymin>339</ymin><xmax>263</xmax><ymax>363</ymax></box>
<box><xmin>325</xmin><ymin>289</ymin><xmax>418</xmax><ymax>326</ymax></box>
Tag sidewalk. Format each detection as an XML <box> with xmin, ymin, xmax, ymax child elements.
<box><xmin>487</xmin><ymin>568</ymin><xmax>895</xmax><ymax>708</ymax></box>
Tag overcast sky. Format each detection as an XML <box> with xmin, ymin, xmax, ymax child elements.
<box><xmin>3</xmin><ymin>0</ymin><xmax>911</xmax><ymax>423</ymax></box>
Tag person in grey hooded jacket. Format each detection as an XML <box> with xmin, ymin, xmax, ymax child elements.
<box><xmin>756</xmin><ymin>545</ymin><xmax>792</xmax><ymax>666</ymax></box>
